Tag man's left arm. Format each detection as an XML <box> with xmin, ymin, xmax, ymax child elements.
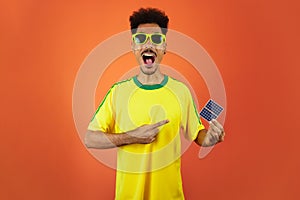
<box><xmin>194</xmin><ymin>119</ymin><xmax>225</xmax><ymax>147</ymax></box>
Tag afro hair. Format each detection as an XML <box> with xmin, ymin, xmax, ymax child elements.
<box><xmin>129</xmin><ymin>8</ymin><xmax>169</xmax><ymax>34</ymax></box>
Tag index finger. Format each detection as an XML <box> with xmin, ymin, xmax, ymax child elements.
<box><xmin>210</xmin><ymin>119</ymin><xmax>224</xmax><ymax>132</ymax></box>
<box><xmin>151</xmin><ymin>119</ymin><xmax>169</xmax><ymax>129</ymax></box>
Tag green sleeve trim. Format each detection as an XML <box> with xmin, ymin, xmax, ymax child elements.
<box><xmin>90</xmin><ymin>78</ymin><xmax>132</xmax><ymax>122</ymax></box>
<box><xmin>192</xmin><ymin>97</ymin><xmax>202</xmax><ymax>125</ymax></box>
<box><xmin>90</xmin><ymin>86</ymin><xmax>113</xmax><ymax>122</ymax></box>
<box><xmin>169</xmin><ymin>76</ymin><xmax>202</xmax><ymax>125</ymax></box>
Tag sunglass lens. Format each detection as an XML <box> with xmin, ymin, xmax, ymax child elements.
<box><xmin>151</xmin><ymin>34</ymin><xmax>163</xmax><ymax>44</ymax></box>
<box><xmin>134</xmin><ymin>34</ymin><xmax>147</xmax><ymax>44</ymax></box>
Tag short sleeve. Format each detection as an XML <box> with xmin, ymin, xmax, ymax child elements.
<box><xmin>88</xmin><ymin>85</ymin><xmax>116</xmax><ymax>132</ymax></box>
<box><xmin>181</xmin><ymin>87</ymin><xmax>205</xmax><ymax>141</ymax></box>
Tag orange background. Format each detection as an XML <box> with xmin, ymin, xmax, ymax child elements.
<box><xmin>1</xmin><ymin>0</ymin><xmax>300</xmax><ymax>199</ymax></box>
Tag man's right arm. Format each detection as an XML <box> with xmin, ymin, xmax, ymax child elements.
<box><xmin>85</xmin><ymin>131</ymin><xmax>135</xmax><ymax>149</ymax></box>
<box><xmin>85</xmin><ymin>119</ymin><xmax>169</xmax><ymax>149</ymax></box>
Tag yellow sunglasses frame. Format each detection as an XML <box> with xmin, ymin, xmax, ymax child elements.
<box><xmin>132</xmin><ymin>33</ymin><xmax>166</xmax><ymax>45</ymax></box>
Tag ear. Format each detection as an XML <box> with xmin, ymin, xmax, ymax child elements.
<box><xmin>163</xmin><ymin>42</ymin><xmax>167</xmax><ymax>54</ymax></box>
<box><xmin>131</xmin><ymin>40</ymin><xmax>135</xmax><ymax>51</ymax></box>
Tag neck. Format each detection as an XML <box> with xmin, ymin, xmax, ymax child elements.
<box><xmin>136</xmin><ymin>71</ymin><xmax>165</xmax><ymax>85</ymax></box>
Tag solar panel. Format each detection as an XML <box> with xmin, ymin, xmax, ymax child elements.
<box><xmin>200</xmin><ymin>107</ymin><xmax>217</xmax><ymax>121</ymax></box>
<box><xmin>200</xmin><ymin>99</ymin><xmax>223</xmax><ymax>121</ymax></box>
<box><xmin>206</xmin><ymin>99</ymin><xmax>223</xmax><ymax>115</ymax></box>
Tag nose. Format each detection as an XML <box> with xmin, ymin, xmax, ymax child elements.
<box><xmin>145</xmin><ymin>36</ymin><xmax>152</xmax><ymax>44</ymax></box>
<box><xmin>142</xmin><ymin>36</ymin><xmax>154</xmax><ymax>49</ymax></box>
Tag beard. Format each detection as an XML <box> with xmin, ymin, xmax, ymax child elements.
<box><xmin>140</xmin><ymin>64</ymin><xmax>158</xmax><ymax>75</ymax></box>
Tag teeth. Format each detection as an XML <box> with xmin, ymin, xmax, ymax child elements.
<box><xmin>143</xmin><ymin>53</ymin><xmax>154</xmax><ymax>56</ymax></box>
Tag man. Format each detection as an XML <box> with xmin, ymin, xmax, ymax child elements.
<box><xmin>85</xmin><ymin>8</ymin><xmax>225</xmax><ymax>200</ymax></box>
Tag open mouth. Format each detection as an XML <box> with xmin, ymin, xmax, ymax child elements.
<box><xmin>141</xmin><ymin>50</ymin><xmax>156</xmax><ymax>66</ymax></box>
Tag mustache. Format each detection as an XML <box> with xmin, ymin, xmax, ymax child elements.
<box><xmin>141</xmin><ymin>48</ymin><xmax>157</xmax><ymax>56</ymax></box>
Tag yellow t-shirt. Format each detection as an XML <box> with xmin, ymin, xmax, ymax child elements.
<box><xmin>88</xmin><ymin>75</ymin><xmax>205</xmax><ymax>200</ymax></box>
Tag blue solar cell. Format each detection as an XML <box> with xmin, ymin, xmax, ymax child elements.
<box><xmin>205</xmin><ymin>99</ymin><xmax>223</xmax><ymax>115</ymax></box>
<box><xmin>200</xmin><ymin>107</ymin><xmax>217</xmax><ymax>121</ymax></box>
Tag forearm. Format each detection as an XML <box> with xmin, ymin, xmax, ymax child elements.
<box><xmin>85</xmin><ymin>120</ymin><xmax>169</xmax><ymax>149</ymax></box>
<box><xmin>194</xmin><ymin>129</ymin><xmax>217</xmax><ymax>147</ymax></box>
<box><xmin>194</xmin><ymin>129</ymin><xmax>208</xmax><ymax>146</ymax></box>
<box><xmin>195</xmin><ymin>119</ymin><xmax>225</xmax><ymax>147</ymax></box>
<box><xmin>85</xmin><ymin>130</ymin><xmax>135</xmax><ymax>149</ymax></box>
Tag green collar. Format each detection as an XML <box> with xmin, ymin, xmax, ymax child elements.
<box><xmin>133</xmin><ymin>75</ymin><xmax>168</xmax><ymax>90</ymax></box>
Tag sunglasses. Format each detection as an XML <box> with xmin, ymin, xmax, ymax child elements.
<box><xmin>132</xmin><ymin>33</ymin><xmax>166</xmax><ymax>45</ymax></box>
